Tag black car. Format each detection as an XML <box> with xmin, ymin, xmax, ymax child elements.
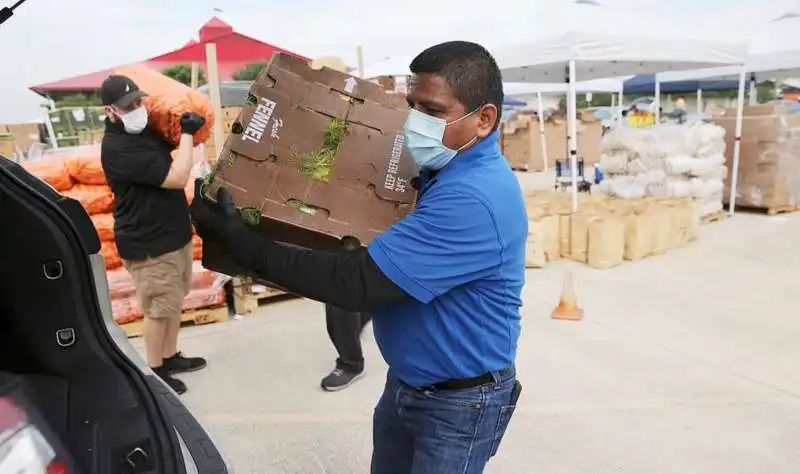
<box><xmin>0</xmin><ymin>156</ymin><xmax>231</xmax><ymax>473</ymax></box>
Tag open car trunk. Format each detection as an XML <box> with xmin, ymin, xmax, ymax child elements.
<box><xmin>0</xmin><ymin>156</ymin><xmax>229</xmax><ymax>474</ymax></box>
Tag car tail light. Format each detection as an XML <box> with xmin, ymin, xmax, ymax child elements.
<box><xmin>0</xmin><ymin>397</ymin><xmax>68</xmax><ymax>474</ymax></box>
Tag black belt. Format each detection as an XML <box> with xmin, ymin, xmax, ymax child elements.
<box><xmin>416</xmin><ymin>367</ymin><xmax>515</xmax><ymax>392</ymax></box>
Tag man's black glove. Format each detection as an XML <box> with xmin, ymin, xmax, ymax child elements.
<box><xmin>189</xmin><ymin>178</ymin><xmax>247</xmax><ymax>244</ymax></box>
<box><xmin>180</xmin><ymin>112</ymin><xmax>206</xmax><ymax>135</ymax></box>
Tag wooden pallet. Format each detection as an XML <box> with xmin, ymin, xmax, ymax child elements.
<box><xmin>119</xmin><ymin>306</ymin><xmax>229</xmax><ymax>338</ymax></box>
<box><xmin>701</xmin><ymin>211</ymin><xmax>727</xmax><ymax>224</ymax></box>
<box><xmin>728</xmin><ymin>204</ymin><xmax>798</xmax><ymax>216</ymax></box>
<box><xmin>231</xmin><ymin>278</ymin><xmax>296</xmax><ymax>315</ymax></box>
<box><xmin>766</xmin><ymin>205</ymin><xmax>797</xmax><ymax>216</ymax></box>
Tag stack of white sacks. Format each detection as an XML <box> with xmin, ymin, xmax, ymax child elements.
<box><xmin>595</xmin><ymin>123</ymin><xmax>726</xmax><ymax>217</ymax></box>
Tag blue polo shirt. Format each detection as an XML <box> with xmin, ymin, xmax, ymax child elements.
<box><xmin>367</xmin><ymin>130</ymin><xmax>527</xmax><ymax>388</ymax></box>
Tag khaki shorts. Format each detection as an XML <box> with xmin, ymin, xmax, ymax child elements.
<box><xmin>123</xmin><ymin>242</ymin><xmax>193</xmax><ymax>320</ymax></box>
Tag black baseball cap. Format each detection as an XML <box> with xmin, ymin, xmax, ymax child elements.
<box><xmin>100</xmin><ymin>75</ymin><xmax>147</xmax><ymax>108</ymax></box>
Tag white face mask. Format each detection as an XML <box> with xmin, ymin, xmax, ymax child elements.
<box><xmin>119</xmin><ymin>106</ymin><xmax>148</xmax><ymax>134</ymax></box>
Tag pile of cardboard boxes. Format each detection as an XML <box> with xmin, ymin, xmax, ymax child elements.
<box><xmin>501</xmin><ymin>110</ymin><xmax>604</xmax><ymax>171</ymax></box>
<box><xmin>524</xmin><ymin>191</ymin><xmax>700</xmax><ymax>270</ymax></box>
<box><xmin>711</xmin><ymin>104</ymin><xmax>800</xmax><ymax>214</ymax></box>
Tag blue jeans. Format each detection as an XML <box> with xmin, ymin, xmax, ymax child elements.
<box><xmin>371</xmin><ymin>370</ymin><xmax>519</xmax><ymax>474</ymax></box>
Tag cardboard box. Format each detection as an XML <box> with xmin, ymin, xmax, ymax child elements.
<box><xmin>0</xmin><ymin>134</ymin><xmax>14</xmax><ymax>158</ymax></box>
<box><xmin>203</xmin><ymin>53</ymin><xmax>417</xmax><ymax>272</ymax></box>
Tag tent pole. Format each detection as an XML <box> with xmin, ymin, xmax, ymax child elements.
<box><xmin>654</xmin><ymin>79</ymin><xmax>661</xmax><ymax>125</ymax></box>
<box><xmin>356</xmin><ymin>46</ymin><xmax>365</xmax><ymax>78</ymax></box>
<box><xmin>729</xmin><ymin>67</ymin><xmax>747</xmax><ymax>217</ymax></box>
<box><xmin>567</xmin><ymin>59</ymin><xmax>578</xmax><ymax>213</ymax></box>
<box><xmin>536</xmin><ymin>92</ymin><xmax>548</xmax><ymax>172</ymax></box>
<box><xmin>205</xmin><ymin>43</ymin><xmax>225</xmax><ymax>160</ymax></box>
<box><xmin>190</xmin><ymin>63</ymin><xmax>199</xmax><ymax>89</ymax></box>
<box><xmin>697</xmin><ymin>88</ymin><xmax>703</xmax><ymax>116</ymax></box>
<box><xmin>617</xmin><ymin>88</ymin><xmax>624</xmax><ymax>122</ymax></box>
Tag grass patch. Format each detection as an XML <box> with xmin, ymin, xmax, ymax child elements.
<box><xmin>294</xmin><ymin>118</ymin><xmax>347</xmax><ymax>182</ymax></box>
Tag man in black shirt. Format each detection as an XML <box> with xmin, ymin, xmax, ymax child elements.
<box><xmin>100</xmin><ymin>75</ymin><xmax>208</xmax><ymax>394</ymax></box>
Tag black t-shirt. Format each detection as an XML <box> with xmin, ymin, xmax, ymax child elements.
<box><xmin>100</xmin><ymin>120</ymin><xmax>192</xmax><ymax>261</ymax></box>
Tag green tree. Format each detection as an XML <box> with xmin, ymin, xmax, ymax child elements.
<box><xmin>162</xmin><ymin>64</ymin><xmax>207</xmax><ymax>87</ymax></box>
<box><xmin>756</xmin><ymin>84</ymin><xmax>776</xmax><ymax>103</ymax></box>
<box><xmin>56</xmin><ymin>93</ymin><xmax>102</xmax><ymax>107</ymax></box>
<box><xmin>557</xmin><ymin>92</ymin><xmax>614</xmax><ymax>112</ymax></box>
<box><xmin>233</xmin><ymin>62</ymin><xmax>268</xmax><ymax>81</ymax></box>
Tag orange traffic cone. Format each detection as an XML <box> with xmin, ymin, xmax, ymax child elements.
<box><xmin>551</xmin><ymin>270</ymin><xmax>583</xmax><ymax>321</ymax></box>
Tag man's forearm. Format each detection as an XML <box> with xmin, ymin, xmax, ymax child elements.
<box><xmin>219</xmin><ymin>226</ymin><xmax>408</xmax><ymax>311</ymax></box>
<box><xmin>161</xmin><ymin>134</ymin><xmax>194</xmax><ymax>189</ymax></box>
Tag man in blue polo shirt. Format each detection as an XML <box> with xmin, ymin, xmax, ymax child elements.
<box><xmin>190</xmin><ymin>40</ymin><xmax>527</xmax><ymax>474</ymax></box>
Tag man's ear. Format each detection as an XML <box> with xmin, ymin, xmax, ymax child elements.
<box><xmin>476</xmin><ymin>104</ymin><xmax>498</xmax><ymax>138</ymax></box>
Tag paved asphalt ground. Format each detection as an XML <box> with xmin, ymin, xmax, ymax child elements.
<box><xmin>134</xmin><ymin>173</ymin><xmax>800</xmax><ymax>473</ymax></box>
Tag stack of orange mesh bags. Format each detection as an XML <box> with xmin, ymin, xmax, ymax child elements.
<box><xmin>22</xmin><ymin>146</ymin><xmax>225</xmax><ymax>325</ymax></box>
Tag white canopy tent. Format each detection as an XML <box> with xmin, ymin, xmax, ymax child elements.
<box><xmin>656</xmin><ymin>11</ymin><xmax>800</xmax><ymax>216</ymax></box>
<box><xmin>493</xmin><ymin>0</ymin><xmax>748</xmax><ymax>212</ymax></box>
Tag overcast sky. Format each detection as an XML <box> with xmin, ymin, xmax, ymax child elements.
<box><xmin>0</xmin><ymin>0</ymin><xmax>790</xmax><ymax>123</ymax></box>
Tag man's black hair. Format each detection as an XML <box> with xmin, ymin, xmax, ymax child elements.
<box><xmin>410</xmin><ymin>41</ymin><xmax>504</xmax><ymax>132</ymax></box>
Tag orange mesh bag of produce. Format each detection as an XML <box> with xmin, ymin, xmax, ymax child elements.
<box><xmin>191</xmin><ymin>234</ymin><xmax>202</xmax><ymax>260</ymax></box>
<box><xmin>100</xmin><ymin>241</ymin><xmax>122</xmax><ymax>270</ymax></box>
<box><xmin>190</xmin><ymin>261</ymin><xmax>216</xmax><ymax>289</ymax></box>
<box><xmin>113</xmin><ymin>64</ymin><xmax>214</xmax><ymax>146</ymax></box>
<box><xmin>91</xmin><ymin>213</ymin><xmax>115</xmax><ymax>242</ymax></box>
<box><xmin>65</xmin><ymin>154</ymin><xmax>107</xmax><ymax>185</ymax></box>
<box><xmin>21</xmin><ymin>157</ymin><xmax>73</xmax><ymax>192</ymax></box>
<box><xmin>182</xmin><ymin>287</ymin><xmax>225</xmax><ymax>312</ymax></box>
<box><xmin>112</xmin><ymin>297</ymin><xmax>144</xmax><ymax>324</ymax></box>
<box><xmin>63</xmin><ymin>184</ymin><xmax>114</xmax><ymax>215</ymax></box>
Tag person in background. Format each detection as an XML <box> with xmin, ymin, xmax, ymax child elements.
<box><xmin>100</xmin><ymin>75</ymin><xmax>207</xmax><ymax>395</ymax></box>
<box><xmin>191</xmin><ymin>40</ymin><xmax>525</xmax><ymax>473</ymax></box>
<box><xmin>322</xmin><ymin>238</ymin><xmax>372</xmax><ymax>391</ymax></box>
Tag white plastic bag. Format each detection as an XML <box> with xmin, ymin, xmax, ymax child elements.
<box><xmin>664</xmin><ymin>177</ymin><xmax>692</xmax><ymax>198</ymax></box>
<box><xmin>599</xmin><ymin>153</ymin><xmax>628</xmax><ymax>174</ymax></box>
<box><xmin>690</xmin><ymin>178</ymin><xmax>724</xmax><ymax>199</ymax></box>
<box><xmin>663</xmin><ymin>155</ymin><xmax>693</xmax><ymax>175</ymax></box>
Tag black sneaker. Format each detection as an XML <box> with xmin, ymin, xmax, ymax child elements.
<box><xmin>163</xmin><ymin>352</ymin><xmax>207</xmax><ymax>374</ymax></box>
<box><xmin>321</xmin><ymin>368</ymin><xmax>364</xmax><ymax>392</ymax></box>
<box><xmin>153</xmin><ymin>366</ymin><xmax>187</xmax><ymax>395</ymax></box>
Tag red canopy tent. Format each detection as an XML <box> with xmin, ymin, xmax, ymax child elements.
<box><xmin>30</xmin><ymin>17</ymin><xmax>309</xmax><ymax>98</ymax></box>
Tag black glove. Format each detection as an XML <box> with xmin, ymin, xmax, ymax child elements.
<box><xmin>189</xmin><ymin>178</ymin><xmax>247</xmax><ymax>244</ymax></box>
<box><xmin>180</xmin><ymin>112</ymin><xmax>206</xmax><ymax>135</ymax></box>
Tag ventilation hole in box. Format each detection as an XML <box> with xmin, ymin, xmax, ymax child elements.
<box><xmin>230</xmin><ymin>122</ymin><xmax>244</xmax><ymax>135</ymax></box>
<box><xmin>341</xmin><ymin>236</ymin><xmax>361</xmax><ymax>250</ymax></box>
<box><xmin>286</xmin><ymin>199</ymin><xmax>330</xmax><ymax>219</ymax></box>
<box><xmin>296</xmin><ymin>119</ymin><xmax>347</xmax><ymax>182</ymax></box>
<box><xmin>238</xmin><ymin>207</ymin><xmax>262</xmax><ymax>226</ymax></box>
<box><xmin>245</xmin><ymin>94</ymin><xmax>258</xmax><ymax>106</ymax></box>
<box><xmin>268</xmin><ymin>154</ymin><xmax>278</xmax><ymax>163</ymax></box>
